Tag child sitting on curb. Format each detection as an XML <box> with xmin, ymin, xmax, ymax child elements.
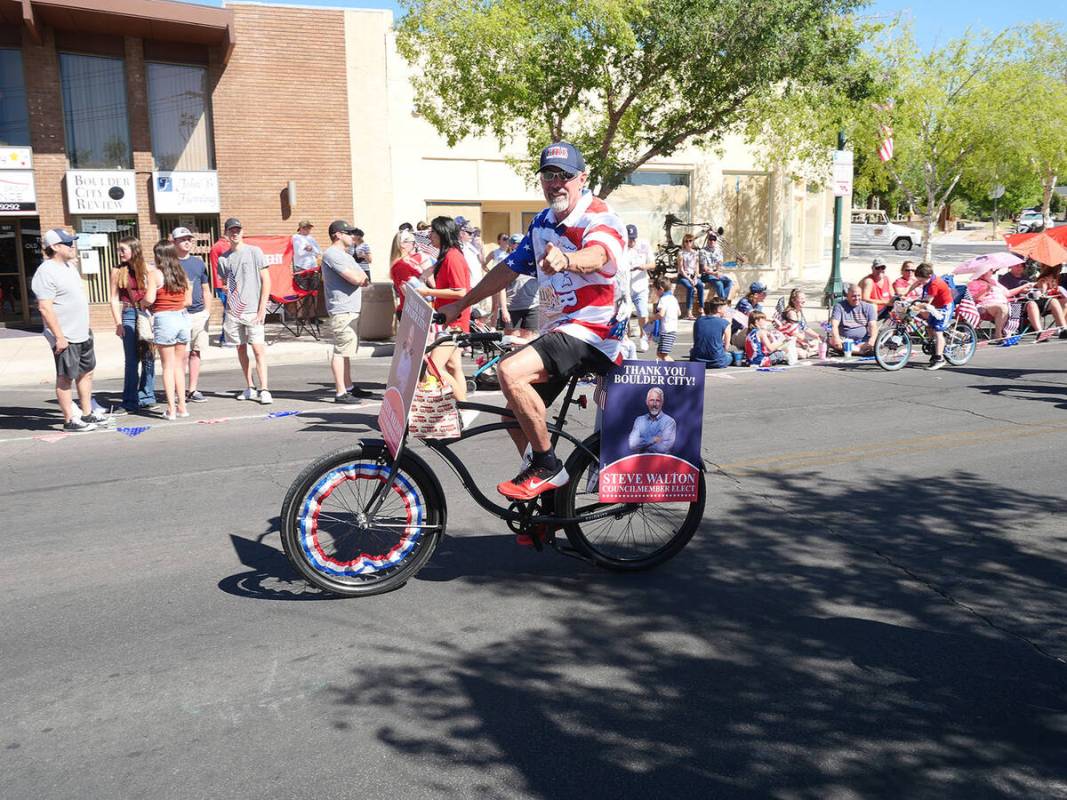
<box><xmin>690</xmin><ymin>297</ymin><xmax>733</xmax><ymax>368</ymax></box>
<box><xmin>745</xmin><ymin>311</ymin><xmax>797</xmax><ymax>367</ymax></box>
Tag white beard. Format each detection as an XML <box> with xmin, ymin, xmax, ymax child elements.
<box><xmin>550</xmin><ymin>195</ymin><xmax>570</xmax><ymax>215</ymax></box>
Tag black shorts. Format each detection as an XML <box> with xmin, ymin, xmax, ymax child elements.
<box><xmin>53</xmin><ymin>333</ymin><xmax>96</xmax><ymax>380</ymax></box>
<box><xmin>504</xmin><ymin>330</ymin><xmax>614</xmax><ymax>406</ymax></box>
<box><xmin>507</xmin><ymin>307</ymin><xmax>539</xmax><ymax>331</ymax></box>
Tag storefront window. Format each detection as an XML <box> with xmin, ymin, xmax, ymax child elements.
<box><xmin>0</xmin><ymin>49</ymin><xmax>30</xmax><ymax>146</ymax></box>
<box><xmin>147</xmin><ymin>62</ymin><xmax>215</xmax><ymax>171</ymax></box>
<box><xmin>613</xmin><ymin>170</ymin><xmax>692</xmax><ymax>247</ymax></box>
<box><xmin>59</xmin><ymin>53</ymin><xmax>132</xmax><ymax>169</ymax></box>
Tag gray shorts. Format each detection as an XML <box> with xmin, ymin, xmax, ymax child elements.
<box><xmin>54</xmin><ymin>334</ymin><xmax>96</xmax><ymax>380</ymax></box>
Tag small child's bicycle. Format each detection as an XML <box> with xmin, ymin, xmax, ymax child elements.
<box><xmin>278</xmin><ymin>329</ymin><xmax>706</xmax><ymax>597</ymax></box>
<box><xmin>873</xmin><ymin>299</ymin><xmax>977</xmax><ymax>371</ymax></box>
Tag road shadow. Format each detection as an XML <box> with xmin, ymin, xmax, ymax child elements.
<box><xmin>0</xmin><ymin>405</ymin><xmax>65</xmax><ymax>432</ymax></box>
<box><xmin>217</xmin><ymin>523</ymin><xmax>337</xmax><ymax>601</ymax></box>
<box><xmin>976</xmin><ymin>383</ymin><xmax>1067</xmax><ymax>411</ymax></box>
<box><xmin>320</xmin><ymin>469</ymin><xmax>1067</xmax><ymax>798</ymax></box>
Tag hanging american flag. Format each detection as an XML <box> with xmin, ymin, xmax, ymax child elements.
<box><xmin>955</xmin><ymin>290</ymin><xmax>980</xmax><ymax>327</ymax></box>
<box><xmin>878</xmin><ymin>124</ymin><xmax>894</xmax><ymax>162</ymax></box>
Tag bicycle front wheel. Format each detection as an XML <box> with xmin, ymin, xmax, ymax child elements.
<box><xmin>280</xmin><ymin>443</ymin><xmax>445</xmax><ymax>597</ymax></box>
<box><xmin>944</xmin><ymin>320</ymin><xmax>977</xmax><ymax>365</ymax></box>
<box><xmin>556</xmin><ymin>435</ymin><xmax>705</xmax><ymax>571</ymax></box>
<box><xmin>874</xmin><ymin>326</ymin><xmax>911</xmax><ymax>371</ymax></box>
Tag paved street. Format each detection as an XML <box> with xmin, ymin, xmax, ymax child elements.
<box><xmin>3</xmin><ymin>339</ymin><xmax>1067</xmax><ymax>799</ymax></box>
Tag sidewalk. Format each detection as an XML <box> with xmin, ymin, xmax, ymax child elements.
<box><xmin>0</xmin><ymin>324</ymin><xmax>392</xmax><ymax>388</ymax></box>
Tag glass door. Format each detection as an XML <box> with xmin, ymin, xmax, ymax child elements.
<box><xmin>0</xmin><ymin>221</ymin><xmax>29</xmax><ymax>323</ymax></box>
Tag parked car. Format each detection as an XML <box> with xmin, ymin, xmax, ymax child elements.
<box><xmin>850</xmin><ymin>209</ymin><xmax>922</xmax><ymax>251</ymax></box>
<box><xmin>1015</xmin><ymin>210</ymin><xmax>1048</xmax><ymax>234</ymax></box>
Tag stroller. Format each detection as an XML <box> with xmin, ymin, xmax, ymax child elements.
<box><xmin>464</xmin><ymin>318</ymin><xmax>516</xmax><ymax>394</ymax></box>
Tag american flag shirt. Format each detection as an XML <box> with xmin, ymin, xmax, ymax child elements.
<box><xmin>505</xmin><ymin>190</ymin><xmax>627</xmax><ymax>362</ymax></box>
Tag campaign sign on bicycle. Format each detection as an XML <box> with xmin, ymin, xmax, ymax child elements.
<box><xmin>379</xmin><ymin>285</ymin><xmax>433</xmax><ymax>457</ymax></box>
<box><xmin>598</xmin><ymin>360</ymin><xmax>704</xmax><ymax>503</ymax></box>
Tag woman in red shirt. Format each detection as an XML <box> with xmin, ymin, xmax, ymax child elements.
<box><xmin>145</xmin><ymin>240</ymin><xmax>193</xmax><ymax>420</ymax></box>
<box><xmin>389</xmin><ymin>230</ymin><xmax>432</xmax><ymax>320</ymax></box>
<box><xmin>420</xmin><ymin>217</ymin><xmax>471</xmax><ymax>401</ymax></box>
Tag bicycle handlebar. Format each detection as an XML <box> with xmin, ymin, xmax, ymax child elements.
<box><xmin>425</xmin><ymin>313</ymin><xmax>504</xmax><ymax>352</ymax></box>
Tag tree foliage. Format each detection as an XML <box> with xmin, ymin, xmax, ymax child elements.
<box><xmin>396</xmin><ymin>0</ymin><xmax>868</xmax><ymax>198</ymax></box>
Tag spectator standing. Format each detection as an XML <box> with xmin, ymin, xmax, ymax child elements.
<box><xmin>652</xmin><ymin>276</ymin><xmax>680</xmax><ymax>361</ymax></box>
<box><xmin>351</xmin><ymin>228</ymin><xmax>372</xmax><ymax>270</ymax></box>
<box><xmin>291</xmin><ymin>219</ymin><xmax>321</xmax><ymax>273</ymax></box>
<box><xmin>322</xmin><ymin>220</ymin><xmax>371</xmax><ymax>403</ymax></box>
<box><xmin>859</xmin><ymin>257</ymin><xmax>893</xmax><ymax>319</ymax></box>
<box><xmin>675</xmin><ymin>234</ymin><xmax>704</xmax><ymax>319</ymax></box>
<box><xmin>172</xmin><ymin>227</ymin><xmax>211</xmax><ymax>403</ymax></box>
<box><xmin>690</xmin><ymin>297</ymin><xmax>732</xmax><ymax>368</ymax></box>
<box><xmin>209</xmin><ymin>232</ymin><xmax>231</xmax><ymax>346</ymax></box>
<box><xmin>32</xmin><ymin>228</ymin><xmax>107</xmax><ymax>432</ymax></box>
<box><xmin>455</xmin><ymin>216</ymin><xmax>489</xmax><ymax>319</ymax></box>
<box><xmin>108</xmin><ymin>236</ymin><xmax>156</xmax><ymax>413</ymax></box>
<box><xmin>146</xmin><ymin>240</ymin><xmax>192</xmax><ymax>420</ymax></box>
<box><xmin>502</xmin><ymin>234</ymin><xmax>540</xmax><ymax>341</ymax></box>
<box><xmin>829</xmin><ymin>284</ymin><xmax>878</xmax><ymax>355</ymax></box>
<box><xmin>699</xmin><ymin>235</ymin><xmax>733</xmax><ymax>301</ymax></box>
<box><xmin>389</xmin><ymin>229</ymin><xmax>431</xmax><ymax>320</ymax></box>
<box><xmin>422</xmin><ymin>216</ymin><xmax>472</xmax><ymax>402</ymax></box>
<box><xmin>217</xmin><ymin>217</ymin><xmax>272</xmax><ymax>403</ymax></box>
<box><xmin>625</xmin><ymin>224</ymin><xmax>655</xmax><ymax>352</ymax></box>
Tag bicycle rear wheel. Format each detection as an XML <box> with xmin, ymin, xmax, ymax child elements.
<box><xmin>280</xmin><ymin>443</ymin><xmax>445</xmax><ymax>597</ymax></box>
<box><xmin>555</xmin><ymin>435</ymin><xmax>705</xmax><ymax>571</ymax></box>
<box><xmin>944</xmin><ymin>320</ymin><xmax>977</xmax><ymax>365</ymax></box>
<box><xmin>874</xmin><ymin>326</ymin><xmax>911</xmax><ymax>371</ymax></box>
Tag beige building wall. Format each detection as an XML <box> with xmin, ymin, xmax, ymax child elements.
<box><xmin>344</xmin><ymin>8</ymin><xmax>841</xmax><ymax>289</ymax></box>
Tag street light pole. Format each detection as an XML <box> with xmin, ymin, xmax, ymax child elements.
<box><xmin>824</xmin><ymin>130</ymin><xmax>847</xmax><ymax>308</ymax></box>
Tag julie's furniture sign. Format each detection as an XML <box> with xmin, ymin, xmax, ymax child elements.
<box><xmin>152</xmin><ymin>171</ymin><xmax>220</xmax><ymax>214</ymax></box>
<box><xmin>66</xmin><ymin>170</ymin><xmax>138</xmax><ymax>215</ymax></box>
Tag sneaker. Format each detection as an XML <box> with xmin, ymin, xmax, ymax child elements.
<box><xmin>236</xmin><ymin>387</ymin><xmax>258</xmax><ymax>401</ymax></box>
<box><xmin>334</xmin><ymin>392</ymin><xmax>361</xmax><ymax>405</ymax></box>
<box><xmin>177</xmin><ymin>410</ymin><xmax>190</xmax><ymax>418</ymax></box>
<box><xmin>258</xmin><ymin>390</ymin><xmax>273</xmax><ymax>405</ymax></box>
<box><xmin>109</xmin><ymin>407</ymin><xmax>130</xmax><ymax>417</ymax></box>
<box><xmin>83</xmin><ymin>411</ymin><xmax>110</xmax><ymax>425</ymax></box>
<box><xmin>160</xmin><ymin>410</ymin><xmax>177</xmax><ymax>421</ymax></box>
<box><xmin>62</xmin><ymin>418</ymin><xmax>96</xmax><ymax>433</ymax></box>
<box><xmin>139</xmin><ymin>401</ymin><xmax>159</xmax><ymax>410</ymax></box>
<box><xmin>516</xmin><ymin>524</ymin><xmax>554</xmax><ymax>548</ymax></box>
<box><xmin>925</xmin><ymin>357</ymin><xmax>946</xmax><ymax>371</ymax></box>
<box><xmin>637</xmin><ymin>336</ymin><xmax>649</xmax><ymax>353</ymax></box>
<box><xmin>1059</xmin><ymin>329</ymin><xmax>1067</xmax><ymax>340</ymax></box>
<box><xmin>187</xmin><ymin>390</ymin><xmax>207</xmax><ymax>403</ymax></box>
<box><xmin>350</xmin><ymin>386</ymin><xmax>376</xmax><ymax>399</ymax></box>
<box><xmin>497</xmin><ymin>461</ymin><xmax>570</xmax><ymax>501</ymax></box>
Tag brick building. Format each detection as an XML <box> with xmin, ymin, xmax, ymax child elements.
<box><xmin>0</xmin><ymin>0</ymin><xmax>353</xmax><ymax>328</ymax></box>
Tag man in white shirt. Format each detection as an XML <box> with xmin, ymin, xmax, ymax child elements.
<box><xmin>456</xmin><ymin>216</ymin><xmax>489</xmax><ymax>319</ymax></box>
<box><xmin>291</xmin><ymin>219</ymin><xmax>320</xmax><ymax>273</ymax></box>
<box><xmin>625</xmin><ymin>224</ymin><xmax>655</xmax><ymax>352</ymax></box>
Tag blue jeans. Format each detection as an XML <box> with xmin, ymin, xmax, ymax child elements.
<box><xmin>216</xmin><ymin>288</ymin><xmax>228</xmax><ymax>343</ymax></box>
<box><xmin>121</xmin><ymin>306</ymin><xmax>156</xmax><ymax>409</ymax></box>
<box><xmin>677</xmin><ymin>277</ymin><xmax>704</xmax><ymax>312</ymax></box>
<box><xmin>701</xmin><ymin>274</ymin><xmax>733</xmax><ymax>300</ymax></box>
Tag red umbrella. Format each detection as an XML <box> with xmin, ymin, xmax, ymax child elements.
<box><xmin>1004</xmin><ymin>225</ymin><xmax>1067</xmax><ymax>250</ymax></box>
<box><xmin>1005</xmin><ymin>230</ymin><xmax>1067</xmax><ymax>266</ymax></box>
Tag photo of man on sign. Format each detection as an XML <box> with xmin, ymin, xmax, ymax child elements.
<box><xmin>599</xmin><ymin>361</ymin><xmax>704</xmax><ymax>503</ymax></box>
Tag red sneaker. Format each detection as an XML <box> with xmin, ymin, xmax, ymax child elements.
<box><xmin>497</xmin><ymin>462</ymin><xmax>570</xmax><ymax>501</ymax></box>
<box><xmin>516</xmin><ymin>524</ymin><xmax>554</xmax><ymax>548</ymax></box>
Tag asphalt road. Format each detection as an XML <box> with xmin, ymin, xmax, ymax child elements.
<box><xmin>3</xmin><ymin>338</ymin><xmax>1067</xmax><ymax>799</ymax></box>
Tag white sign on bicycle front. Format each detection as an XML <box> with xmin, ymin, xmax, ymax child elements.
<box><xmin>379</xmin><ymin>285</ymin><xmax>433</xmax><ymax>457</ymax></box>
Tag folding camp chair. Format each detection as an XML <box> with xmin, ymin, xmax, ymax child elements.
<box><xmin>266</xmin><ymin>266</ymin><xmax>321</xmax><ymax>340</ymax></box>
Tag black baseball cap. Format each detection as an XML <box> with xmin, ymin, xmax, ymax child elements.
<box><xmin>328</xmin><ymin>219</ymin><xmax>358</xmax><ymax>237</ymax></box>
<box><xmin>626</xmin><ymin>224</ymin><xmax>638</xmax><ymax>240</ymax></box>
<box><xmin>223</xmin><ymin>217</ymin><xmax>242</xmax><ymax>231</ymax></box>
<box><xmin>538</xmin><ymin>141</ymin><xmax>585</xmax><ymax>175</ymax></box>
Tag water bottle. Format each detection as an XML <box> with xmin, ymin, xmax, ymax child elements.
<box><xmin>843</xmin><ymin>339</ymin><xmax>853</xmax><ymax>359</ymax></box>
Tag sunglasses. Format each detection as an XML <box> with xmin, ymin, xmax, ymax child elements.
<box><xmin>540</xmin><ymin>168</ymin><xmax>576</xmax><ymax>182</ymax></box>
<box><xmin>874</xmin><ymin>265</ymin><xmax>887</xmax><ymax>270</ymax></box>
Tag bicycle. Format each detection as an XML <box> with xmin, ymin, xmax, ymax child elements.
<box><xmin>873</xmin><ymin>299</ymin><xmax>977</xmax><ymax>371</ymax></box>
<box><xmin>279</xmin><ymin>328</ymin><xmax>707</xmax><ymax>597</ymax></box>
<box><xmin>651</xmin><ymin>213</ymin><xmax>746</xmax><ymax>282</ymax></box>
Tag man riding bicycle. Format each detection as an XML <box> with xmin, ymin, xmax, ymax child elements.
<box><xmin>438</xmin><ymin>141</ymin><xmax>627</xmax><ymax>501</ymax></box>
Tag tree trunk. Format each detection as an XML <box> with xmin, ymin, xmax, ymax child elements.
<box><xmin>922</xmin><ymin>214</ymin><xmax>937</xmax><ymax>263</ymax></box>
<box><xmin>1041</xmin><ymin>169</ymin><xmax>1057</xmax><ymax>222</ymax></box>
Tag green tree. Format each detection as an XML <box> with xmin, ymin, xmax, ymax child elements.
<box><xmin>859</xmin><ymin>29</ymin><xmax>1017</xmax><ymax>261</ymax></box>
<box><xmin>396</xmin><ymin>0</ymin><xmax>868</xmax><ymax>199</ymax></box>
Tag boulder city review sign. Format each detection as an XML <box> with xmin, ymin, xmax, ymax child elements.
<box><xmin>66</xmin><ymin>170</ymin><xmax>137</xmax><ymax>215</ymax></box>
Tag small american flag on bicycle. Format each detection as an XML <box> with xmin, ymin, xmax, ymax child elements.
<box><xmin>414</xmin><ymin>231</ymin><xmax>439</xmax><ymax>261</ymax></box>
<box><xmin>955</xmin><ymin>290</ymin><xmax>980</xmax><ymax>327</ymax></box>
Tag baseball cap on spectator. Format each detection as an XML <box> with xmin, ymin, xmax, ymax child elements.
<box><xmin>223</xmin><ymin>217</ymin><xmax>242</xmax><ymax>231</ymax></box>
<box><xmin>538</xmin><ymin>141</ymin><xmax>585</xmax><ymax>175</ymax></box>
<box><xmin>872</xmin><ymin>257</ymin><xmax>887</xmax><ymax>268</ymax></box>
<box><xmin>171</xmin><ymin>226</ymin><xmax>194</xmax><ymax>239</ymax></box>
<box><xmin>454</xmin><ymin>215</ymin><xmax>474</xmax><ymax>232</ymax></box>
<box><xmin>626</xmin><ymin>224</ymin><xmax>638</xmax><ymax>240</ymax></box>
<box><xmin>297</xmin><ymin>219</ymin><xmax>313</xmax><ymax>230</ymax></box>
<box><xmin>509</xmin><ymin>233</ymin><xmax>522</xmax><ymax>244</ymax></box>
<box><xmin>749</xmin><ymin>281</ymin><xmax>768</xmax><ymax>294</ymax></box>
<box><xmin>42</xmin><ymin>228</ymin><xmax>76</xmax><ymax>248</ymax></box>
<box><xmin>328</xmin><ymin>219</ymin><xmax>358</xmax><ymax>237</ymax></box>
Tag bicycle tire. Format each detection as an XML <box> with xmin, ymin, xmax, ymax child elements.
<box><xmin>944</xmin><ymin>320</ymin><xmax>977</xmax><ymax>366</ymax></box>
<box><xmin>555</xmin><ymin>435</ymin><xmax>705</xmax><ymax>571</ymax></box>
<box><xmin>280</xmin><ymin>443</ymin><xmax>445</xmax><ymax>597</ymax></box>
<box><xmin>874</xmin><ymin>326</ymin><xmax>911</xmax><ymax>371</ymax></box>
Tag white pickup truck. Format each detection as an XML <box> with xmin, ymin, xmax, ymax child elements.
<box><xmin>850</xmin><ymin>209</ymin><xmax>922</xmax><ymax>251</ymax></box>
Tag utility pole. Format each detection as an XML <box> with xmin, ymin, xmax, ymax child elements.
<box><xmin>824</xmin><ymin>131</ymin><xmax>848</xmax><ymax>308</ymax></box>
